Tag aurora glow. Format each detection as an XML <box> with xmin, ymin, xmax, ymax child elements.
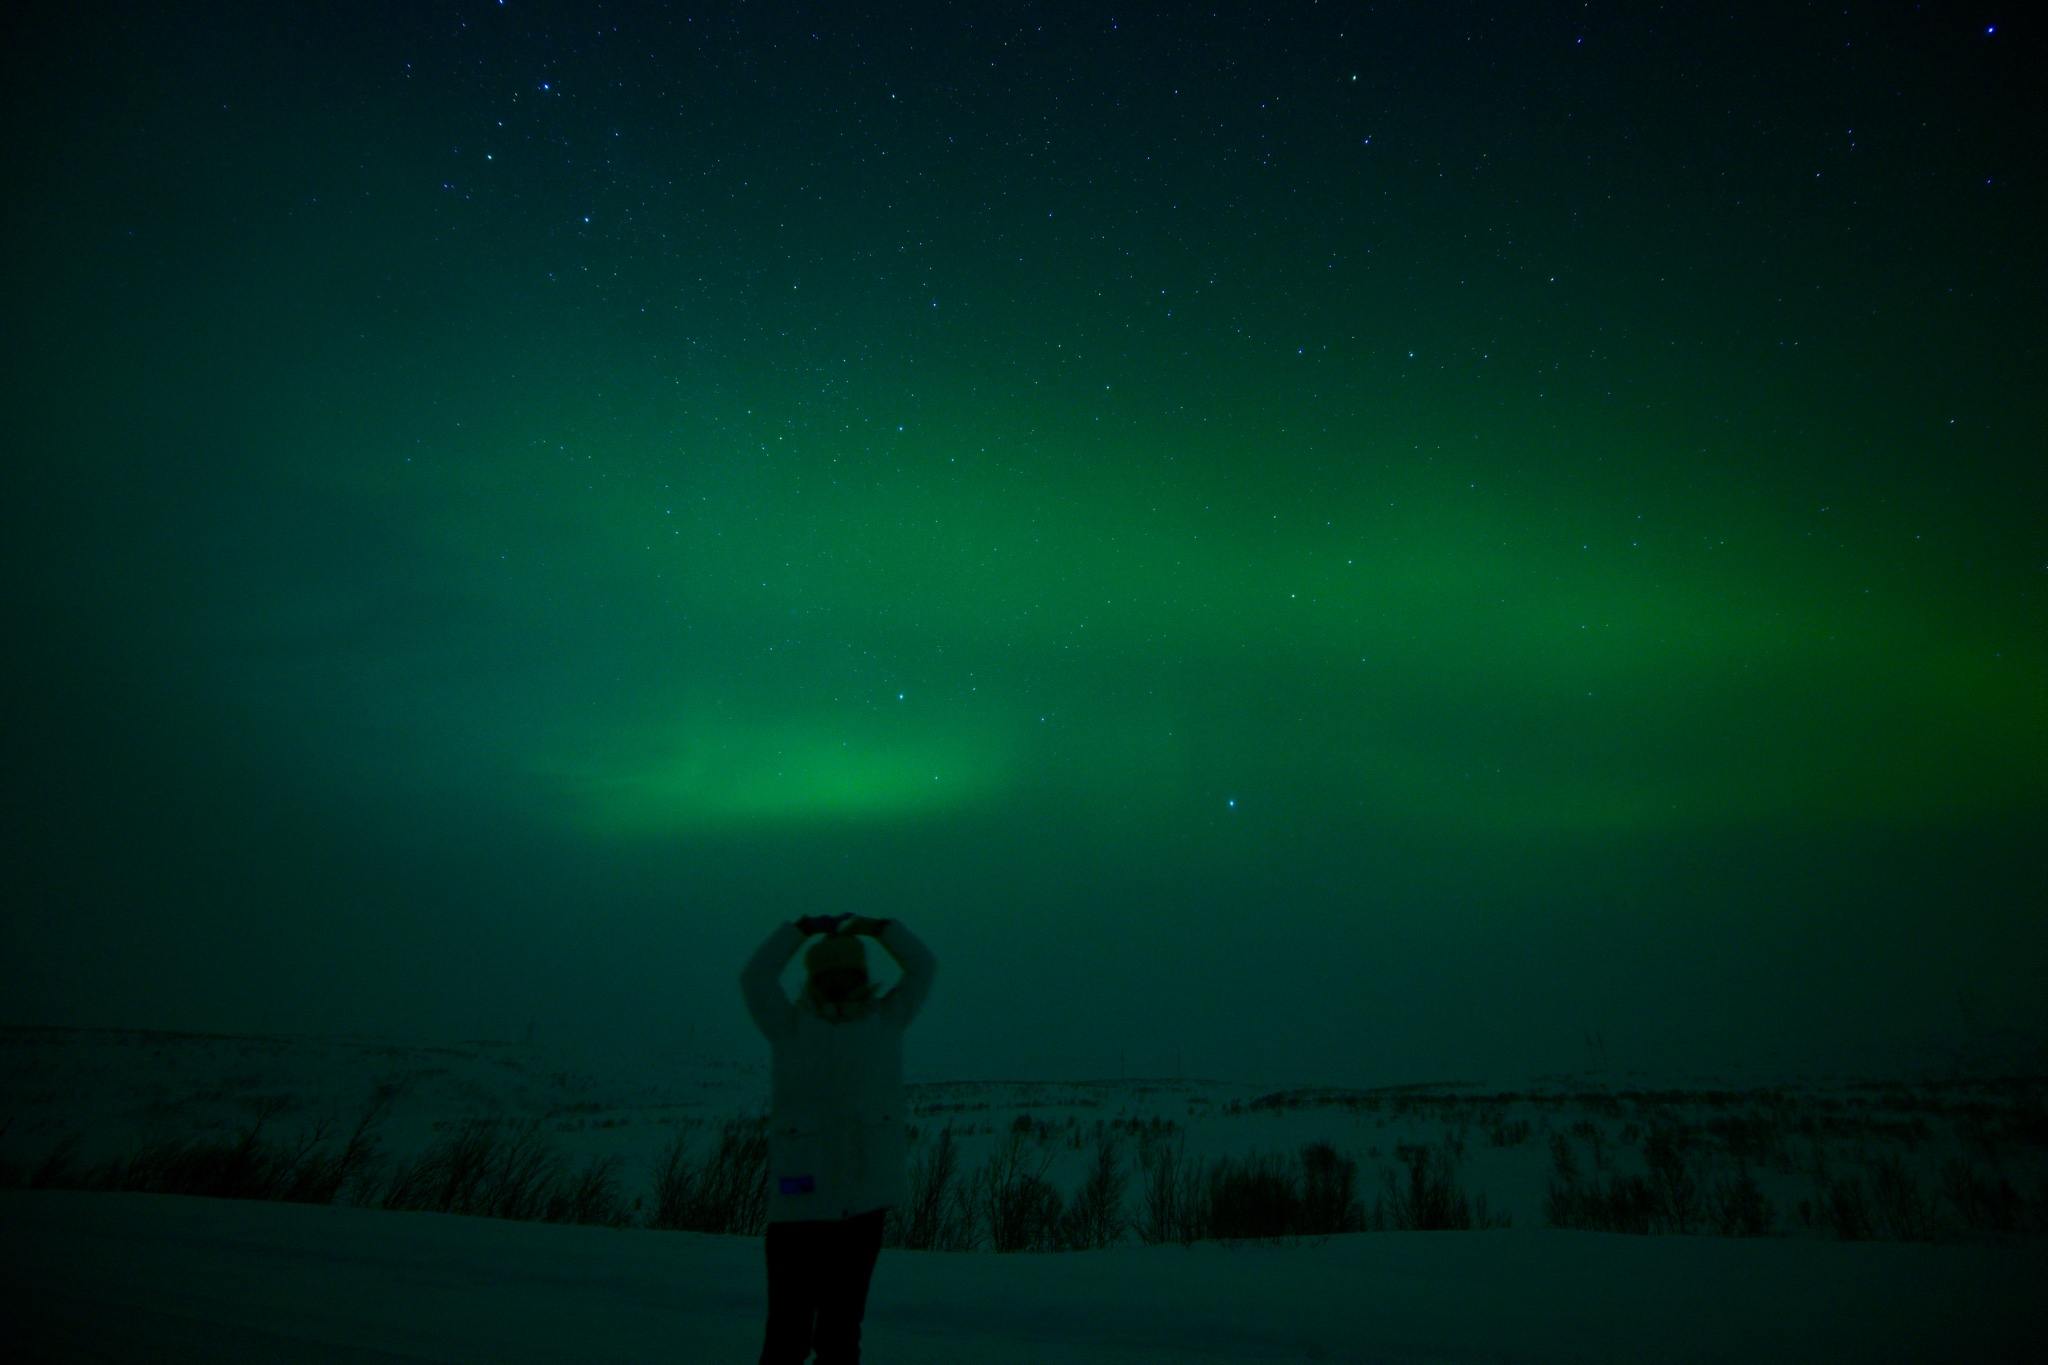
<box><xmin>3</xmin><ymin>3</ymin><xmax>2041</xmax><ymax>1083</ymax></box>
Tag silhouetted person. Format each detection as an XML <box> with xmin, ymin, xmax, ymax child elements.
<box><xmin>741</xmin><ymin>914</ymin><xmax>937</xmax><ymax>1365</ymax></box>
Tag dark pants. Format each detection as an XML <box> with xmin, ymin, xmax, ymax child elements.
<box><xmin>759</xmin><ymin>1208</ymin><xmax>887</xmax><ymax>1365</ymax></box>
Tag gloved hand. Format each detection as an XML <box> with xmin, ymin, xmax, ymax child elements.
<box><xmin>795</xmin><ymin>914</ymin><xmax>851</xmax><ymax>936</ymax></box>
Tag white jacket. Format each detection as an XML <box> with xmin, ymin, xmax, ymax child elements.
<box><xmin>739</xmin><ymin>920</ymin><xmax>937</xmax><ymax>1223</ymax></box>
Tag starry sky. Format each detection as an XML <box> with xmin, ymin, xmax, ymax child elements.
<box><xmin>3</xmin><ymin>2</ymin><xmax>2042</xmax><ymax>1084</ymax></box>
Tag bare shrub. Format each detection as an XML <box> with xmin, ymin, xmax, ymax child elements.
<box><xmin>1059</xmin><ymin>1130</ymin><xmax>1128</xmax><ymax>1249</ymax></box>
<box><xmin>29</xmin><ymin>1134</ymin><xmax>85</xmax><ymax>1190</ymax></box>
<box><xmin>548</xmin><ymin>1155</ymin><xmax>630</xmax><ymax>1227</ymax></box>
<box><xmin>1709</xmin><ymin>1111</ymin><xmax>1789</xmax><ymax>1171</ymax></box>
<box><xmin>1569</xmin><ymin>1120</ymin><xmax>1610</xmax><ymax>1171</ymax></box>
<box><xmin>1707</xmin><ymin>1162</ymin><xmax>1775</xmax><ymax>1236</ymax></box>
<box><xmin>1550</xmin><ymin>1124</ymin><xmax>1738</xmax><ymax>1236</ymax></box>
<box><xmin>1867</xmin><ymin>1153</ymin><xmax>1934</xmax><ymax>1241</ymax></box>
<box><xmin>110</xmin><ymin>1132</ymin><xmax>271</xmax><ymax>1200</ymax></box>
<box><xmin>33</xmin><ymin>1088</ymin><xmax>392</xmax><ymax>1208</ymax></box>
<box><xmin>1547</xmin><ymin>1130</ymin><xmax>1579</xmax><ymax>1183</ymax></box>
<box><xmin>380</xmin><ymin>1118</ymin><xmax>552</xmax><ymax>1219</ymax></box>
<box><xmin>649</xmin><ymin>1114</ymin><xmax>768</xmax><ymax>1234</ymax></box>
<box><xmin>887</xmin><ymin>1126</ymin><xmax>974</xmax><ymax>1251</ymax></box>
<box><xmin>1378</xmin><ymin>1142</ymin><xmax>1502</xmax><ymax>1231</ymax></box>
<box><xmin>316</xmin><ymin>1085</ymin><xmax>400</xmax><ymax>1204</ymax></box>
<box><xmin>1584</xmin><ymin>1173</ymin><xmax>1655</xmax><ymax>1234</ymax></box>
<box><xmin>970</xmin><ymin>1131</ymin><xmax>1064</xmax><ymax>1252</ymax></box>
<box><xmin>1484</xmin><ymin>1112</ymin><xmax>1532</xmax><ymax>1147</ymax></box>
<box><xmin>1942</xmin><ymin>1157</ymin><xmax>2025</xmax><ymax>1234</ymax></box>
<box><xmin>1297</xmin><ymin>1141</ymin><xmax>1364</xmax><ymax>1234</ymax></box>
<box><xmin>1207</xmin><ymin>1151</ymin><xmax>1299</xmax><ymax>1240</ymax></box>
<box><xmin>1643</xmin><ymin>1125</ymin><xmax>1700</xmax><ymax>1234</ymax></box>
<box><xmin>1138</xmin><ymin>1139</ymin><xmax>1206</xmax><ymax>1245</ymax></box>
<box><xmin>1800</xmin><ymin>1174</ymin><xmax>1874</xmax><ymax>1241</ymax></box>
<box><xmin>1545</xmin><ymin>1128</ymin><xmax>1653</xmax><ymax>1234</ymax></box>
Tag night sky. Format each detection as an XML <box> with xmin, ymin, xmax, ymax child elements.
<box><xmin>4</xmin><ymin>3</ymin><xmax>2042</xmax><ymax>1085</ymax></box>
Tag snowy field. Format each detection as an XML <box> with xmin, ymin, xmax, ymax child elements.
<box><xmin>3</xmin><ymin>1025</ymin><xmax>2045</xmax><ymax>1360</ymax></box>
<box><xmin>5</xmin><ymin>1187</ymin><xmax>2043</xmax><ymax>1363</ymax></box>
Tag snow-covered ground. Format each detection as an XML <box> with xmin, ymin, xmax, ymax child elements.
<box><xmin>5</xmin><ymin>1188</ymin><xmax>2042</xmax><ymax>1362</ymax></box>
<box><xmin>3</xmin><ymin>1025</ymin><xmax>2045</xmax><ymax>1359</ymax></box>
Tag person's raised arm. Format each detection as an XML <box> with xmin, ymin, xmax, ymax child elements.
<box><xmin>849</xmin><ymin>918</ymin><xmax>937</xmax><ymax>1027</ymax></box>
<box><xmin>738</xmin><ymin>922</ymin><xmax>806</xmax><ymax>1041</ymax></box>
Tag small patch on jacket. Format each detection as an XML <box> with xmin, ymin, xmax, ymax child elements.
<box><xmin>778</xmin><ymin>1175</ymin><xmax>816</xmax><ymax>1195</ymax></box>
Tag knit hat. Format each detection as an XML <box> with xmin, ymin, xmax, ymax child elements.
<box><xmin>805</xmin><ymin>933</ymin><xmax>867</xmax><ymax>975</ymax></box>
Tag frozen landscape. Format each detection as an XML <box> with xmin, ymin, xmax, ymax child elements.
<box><xmin>8</xmin><ymin>3</ymin><xmax>2045</xmax><ymax>1361</ymax></box>
<box><xmin>4</xmin><ymin>1025</ymin><xmax>2044</xmax><ymax>1361</ymax></box>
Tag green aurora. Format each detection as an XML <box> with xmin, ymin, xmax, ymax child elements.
<box><xmin>299</xmin><ymin>379</ymin><xmax>2040</xmax><ymax>841</ymax></box>
<box><xmin>3</xmin><ymin>3</ymin><xmax>2042</xmax><ymax>1081</ymax></box>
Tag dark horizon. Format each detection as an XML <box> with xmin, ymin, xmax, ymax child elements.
<box><xmin>3</xmin><ymin>2</ymin><xmax>2042</xmax><ymax>1088</ymax></box>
